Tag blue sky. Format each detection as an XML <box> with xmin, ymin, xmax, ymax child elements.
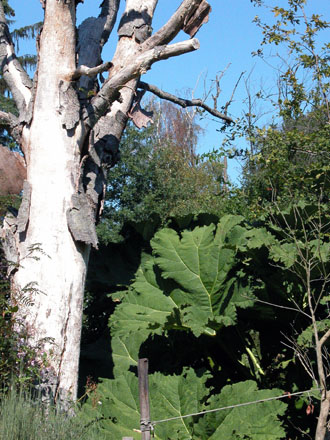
<box><xmin>9</xmin><ymin>0</ymin><xmax>330</xmax><ymax>182</ymax></box>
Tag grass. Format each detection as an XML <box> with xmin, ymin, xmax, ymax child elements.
<box><xmin>0</xmin><ymin>388</ymin><xmax>104</xmax><ymax>440</ymax></box>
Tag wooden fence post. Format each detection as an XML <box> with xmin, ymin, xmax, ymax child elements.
<box><xmin>138</xmin><ymin>358</ymin><xmax>151</xmax><ymax>440</ymax></box>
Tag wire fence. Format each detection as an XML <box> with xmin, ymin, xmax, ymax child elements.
<box><xmin>128</xmin><ymin>359</ymin><xmax>322</xmax><ymax>440</ymax></box>
<box><xmin>150</xmin><ymin>387</ymin><xmax>321</xmax><ymax>428</ymax></box>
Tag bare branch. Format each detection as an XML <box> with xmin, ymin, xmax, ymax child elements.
<box><xmin>138</xmin><ymin>80</ymin><xmax>233</xmax><ymax>124</ymax></box>
<box><xmin>0</xmin><ymin>110</ymin><xmax>20</xmax><ymax>141</ymax></box>
<box><xmin>69</xmin><ymin>62</ymin><xmax>112</xmax><ymax>81</ymax></box>
<box><xmin>142</xmin><ymin>0</ymin><xmax>204</xmax><ymax>50</ymax></box>
<box><xmin>212</xmin><ymin>64</ymin><xmax>231</xmax><ymax>110</ymax></box>
<box><xmin>281</xmin><ymin>336</ymin><xmax>315</xmax><ymax>381</ymax></box>
<box><xmin>251</xmin><ymin>297</ymin><xmax>311</xmax><ymax>319</ymax></box>
<box><xmin>0</xmin><ymin>110</ymin><xmax>18</xmax><ymax>126</ymax></box>
<box><xmin>86</xmin><ymin>39</ymin><xmax>200</xmax><ymax>127</ymax></box>
<box><xmin>223</xmin><ymin>71</ymin><xmax>245</xmax><ymax>114</ymax></box>
<box><xmin>0</xmin><ymin>2</ymin><xmax>32</xmax><ymax>114</ymax></box>
<box><xmin>99</xmin><ymin>0</ymin><xmax>121</xmax><ymax>48</ymax></box>
<box><xmin>320</xmin><ymin>329</ymin><xmax>330</xmax><ymax>348</ymax></box>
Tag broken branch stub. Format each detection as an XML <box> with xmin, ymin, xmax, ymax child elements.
<box><xmin>183</xmin><ymin>0</ymin><xmax>211</xmax><ymax>38</ymax></box>
<box><xmin>128</xmin><ymin>90</ymin><xmax>154</xmax><ymax>128</ymax></box>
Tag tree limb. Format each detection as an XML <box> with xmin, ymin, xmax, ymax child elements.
<box><xmin>320</xmin><ymin>328</ymin><xmax>330</xmax><ymax>348</ymax></box>
<box><xmin>0</xmin><ymin>2</ymin><xmax>32</xmax><ymax>114</ymax></box>
<box><xmin>138</xmin><ymin>80</ymin><xmax>233</xmax><ymax>124</ymax></box>
<box><xmin>0</xmin><ymin>110</ymin><xmax>18</xmax><ymax>126</ymax></box>
<box><xmin>86</xmin><ymin>39</ymin><xmax>200</xmax><ymax>127</ymax></box>
<box><xmin>142</xmin><ymin>0</ymin><xmax>204</xmax><ymax>50</ymax></box>
<box><xmin>99</xmin><ymin>0</ymin><xmax>121</xmax><ymax>49</ymax></box>
<box><xmin>69</xmin><ymin>62</ymin><xmax>112</xmax><ymax>81</ymax></box>
<box><xmin>0</xmin><ymin>110</ymin><xmax>20</xmax><ymax>141</ymax></box>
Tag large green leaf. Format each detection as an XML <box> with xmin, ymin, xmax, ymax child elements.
<box><xmin>149</xmin><ymin>369</ymin><xmax>210</xmax><ymax>440</ymax></box>
<box><xmin>151</xmin><ymin>219</ymin><xmax>254</xmax><ymax>336</ymax></box>
<box><xmin>110</xmin><ymin>255</ymin><xmax>177</xmax><ymax>375</ymax></box>
<box><xmin>79</xmin><ymin>372</ymin><xmax>141</xmax><ymax>439</ymax></box>
<box><xmin>110</xmin><ymin>217</ymin><xmax>265</xmax><ymax>371</ymax></box>
<box><xmin>111</xmin><ymin>331</ymin><xmax>145</xmax><ymax>375</ymax></box>
<box><xmin>195</xmin><ymin>381</ymin><xmax>287</xmax><ymax>440</ymax></box>
<box><xmin>80</xmin><ymin>372</ymin><xmax>286</xmax><ymax>440</ymax></box>
<box><xmin>80</xmin><ymin>369</ymin><xmax>208</xmax><ymax>440</ymax></box>
<box><xmin>269</xmin><ymin>240</ymin><xmax>299</xmax><ymax>269</ymax></box>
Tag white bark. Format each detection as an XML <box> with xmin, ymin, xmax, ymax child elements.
<box><xmin>8</xmin><ymin>0</ymin><xmax>87</xmax><ymax>401</ymax></box>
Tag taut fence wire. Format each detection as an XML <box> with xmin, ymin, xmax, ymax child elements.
<box><xmin>150</xmin><ymin>387</ymin><xmax>321</xmax><ymax>428</ymax></box>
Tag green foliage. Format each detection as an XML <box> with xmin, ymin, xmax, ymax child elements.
<box><xmin>109</xmin><ymin>216</ymin><xmax>271</xmax><ymax>373</ymax></box>
<box><xmin>150</xmin><ymin>220</ymin><xmax>253</xmax><ymax>334</ymax></box>
<box><xmin>297</xmin><ymin>319</ymin><xmax>330</xmax><ymax>348</ymax></box>
<box><xmin>80</xmin><ymin>369</ymin><xmax>286</xmax><ymax>440</ymax></box>
<box><xmin>80</xmin><ymin>371</ymin><xmax>140</xmax><ymax>439</ymax></box>
<box><xmin>0</xmin><ymin>292</ymin><xmax>48</xmax><ymax>391</ymax></box>
<box><xmin>2</xmin><ymin>0</ymin><xmax>15</xmax><ymax>18</ymax></box>
<box><xmin>221</xmin><ymin>1</ymin><xmax>330</xmax><ymax>218</ymax></box>
<box><xmin>240</xmin><ymin>121</ymin><xmax>330</xmax><ymax>210</ymax></box>
<box><xmin>11</xmin><ymin>23</ymin><xmax>42</xmax><ymax>53</ymax></box>
<box><xmin>99</xmin><ymin>109</ymin><xmax>228</xmax><ymax>243</ymax></box>
<box><xmin>253</xmin><ymin>0</ymin><xmax>330</xmax><ymax>119</ymax></box>
<box><xmin>267</xmin><ymin>200</ymin><xmax>330</xmax><ymax>281</ymax></box>
<box><xmin>194</xmin><ymin>381</ymin><xmax>286</xmax><ymax>440</ymax></box>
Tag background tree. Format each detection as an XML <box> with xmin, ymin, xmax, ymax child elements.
<box><xmin>221</xmin><ymin>0</ymin><xmax>330</xmax><ymax>217</ymax></box>
<box><xmin>98</xmin><ymin>99</ymin><xmax>227</xmax><ymax>243</ymax></box>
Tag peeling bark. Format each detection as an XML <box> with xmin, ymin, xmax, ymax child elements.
<box><xmin>67</xmin><ymin>193</ymin><xmax>98</xmax><ymax>248</ymax></box>
<box><xmin>183</xmin><ymin>0</ymin><xmax>211</xmax><ymax>38</ymax></box>
<box><xmin>58</xmin><ymin>80</ymin><xmax>81</xmax><ymax>130</ymax></box>
<box><xmin>77</xmin><ymin>0</ymin><xmax>120</xmax><ymax>92</ymax></box>
<box><xmin>1</xmin><ymin>213</ymin><xmax>19</xmax><ymax>274</ymax></box>
<box><xmin>128</xmin><ymin>90</ymin><xmax>154</xmax><ymax>128</ymax></box>
<box><xmin>0</xmin><ymin>111</ymin><xmax>20</xmax><ymax>140</ymax></box>
<box><xmin>118</xmin><ymin>7</ymin><xmax>153</xmax><ymax>42</ymax></box>
<box><xmin>17</xmin><ymin>180</ymin><xmax>31</xmax><ymax>234</ymax></box>
<box><xmin>142</xmin><ymin>0</ymin><xmax>203</xmax><ymax>49</ymax></box>
<box><xmin>0</xmin><ymin>146</ymin><xmax>26</xmax><ymax>195</ymax></box>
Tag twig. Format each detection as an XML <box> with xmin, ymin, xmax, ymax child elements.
<box><xmin>223</xmin><ymin>71</ymin><xmax>245</xmax><ymax>114</ymax></box>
